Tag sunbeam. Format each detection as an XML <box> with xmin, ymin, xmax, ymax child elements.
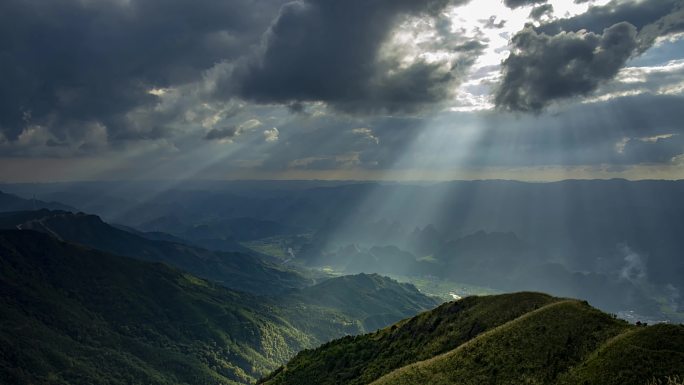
<box><xmin>0</xmin><ymin>0</ymin><xmax>683</xmax><ymax>383</ymax></box>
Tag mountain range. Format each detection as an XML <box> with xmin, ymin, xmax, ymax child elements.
<box><xmin>0</xmin><ymin>190</ymin><xmax>76</xmax><ymax>213</ymax></box>
<box><xmin>0</xmin><ymin>182</ymin><xmax>682</xmax><ymax>384</ymax></box>
<box><xmin>0</xmin><ymin>209</ymin><xmax>310</xmax><ymax>296</ymax></box>
<box><xmin>7</xmin><ymin>179</ymin><xmax>680</xmax><ymax>318</ymax></box>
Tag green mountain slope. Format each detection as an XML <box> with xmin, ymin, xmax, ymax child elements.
<box><xmin>557</xmin><ymin>324</ymin><xmax>684</xmax><ymax>385</ymax></box>
<box><xmin>263</xmin><ymin>293</ymin><xmax>684</xmax><ymax>385</ymax></box>
<box><xmin>260</xmin><ymin>292</ymin><xmax>559</xmax><ymax>385</ymax></box>
<box><xmin>0</xmin><ymin>230</ymin><xmax>441</xmax><ymax>385</ymax></box>
<box><xmin>371</xmin><ymin>300</ymin><xmax>627</xmax><ymax>385</ymax></box>
<box><xmin>0</xmin><ymin>210</ymin><xmax>310</xmax><ymax>295</ymax></box>
<box><xmin>0</xmin><ymin>230</ymin><xmax>314</xmax><ymax>385</ymax></box>
<box><xmin>286</xmin><ymin>273</ymin><xmax>440</xmax><ymax>332</ymax></box>
<box><xmin>0</xmin><ymin>211</ymin><xmax>439</xmax><ymax>330</ymax></box>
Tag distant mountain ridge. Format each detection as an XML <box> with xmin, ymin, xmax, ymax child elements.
<box><xmin>5</xmin><ymin>180</ymin><xmax>683</xmax><ymax>296</ymax></box>
<box><xmin>0</xmin><ymin>190</ymin><xmax>76</xmax><ymax>213</ymax></box>
<box><xmin>0</xmin><ymin>210</ymin><xmax>311</xmax><ymax>295</ymax></box>
<box><xmin>0</xmin><ymin>210</ymin><xmax>440</xmax><ymax>326</ymax></box>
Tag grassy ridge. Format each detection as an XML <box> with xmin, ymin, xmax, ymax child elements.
<box><xmin>264</xmin><ymin>294</ymin><xmax>684</xmax><ymax>385</ymax></box>
<box><xmin>261</xmin><ymin>292</ymin><xmax>559</xmax><ymax>385</ymax></box>
<box><xmin>557</xmin><ymin>324</ymin><xmax>684</xmax><ymax>385</ymax></box>
<box><xmin>371</xmin><ymin>300</ymin><xmax>628</xmax><ymax>385</ymax></box>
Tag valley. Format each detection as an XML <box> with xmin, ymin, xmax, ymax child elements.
<box><xmin>1</xmin><ymin>181</ymin><xmax>682</xmax><ymax>384</ymax></box>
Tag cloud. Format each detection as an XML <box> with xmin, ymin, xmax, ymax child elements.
<box><xmin>0</xmin><ymin>0</ymin><xmax>487</xmax><ymax>155</ymax></box>
<box><xmin>249</xmin><ymin>113</ymin><xmax>425</xmax><ymax>173</ymax></box>
<box><xmin>461</xmin><ymin>92</ymin><xmax>684</xmax><ymax>168</ymax></box>
<box><xmin>0</xmin><ymin>0</ymin><xmax>283</xmax><ymax>151</ymax></box>
<box><xmin>540</xmin><ymin>0</ymin><xmax>684</xmax><ymax>53</ymax></box>
<box><xmin>264</xmin><ymin>127</ymin><xmax>280</xmax><ymax>142</ymax></box>
<box><xmin>619</xmin><ymin>244</ymin><xmax>647</xmax><ymax>284</ymax></box>
<box><xmin>538</xmin><ymin>0</ymin><xmax>682</xmax><ymax>36</ymax></box>
<box><xmin>503</xmin><ymin>0</ymin><xmax>547</xmax><ymax>9</ymax></box>
<box><xmin>618</xmin><ymin>134</ymin><xmax>684</xmax><ymax>164</ymax></box>
<box><xmin>584</xmin><ymin>57</ymin><xmax>684</xmax><ymax>102</ymax></box>
<box><xmin>496</xmin><ymin>0</ymin><xmax>684</xmax><ymax>112</ymax></box>
<box><xmin>0</xmin><ymin>120</ymin><xmax>111</xmax><ymax>157</ymax></box>
<box><xmin>638</xmin><ymin>5</ymin><xmax>684</xmax><ymax>52</ymax></box>
<box><xmin>495</xmin><ymin>22</ymin><xmax>638</xmax><ymax>112</ymax></box>
<box><xmin>231</xmin><ymin>91</ymin><xmax>684</xmax><ymax>175</ymax></box>
<box><xmin>204</xmin><ymin>127</ymin><xmax>239</xmax><ymax>141</ymax></box>
<box><xmin>204</xmin><ymin>118</ymin><xmax>262</xmax><ymax>142</ymax></box>
<box><xmin>529</xmin><ymin>4</ymin><xmax>554</xmax><ymax>21</ymax></box>
<box><xmin>1</xmin><ymin>0</ymin><xmax>682</xmax><ymax>173</ymax></box>
<box><xmin>3</xmin><ymin>91</ymin><xmax>683</xmax><ymax>179</ymax></box>
<box><xmin>231</xmin><ymin>0</ymin><xmax>481</xmax><ymax>113</ymax></box>
<box><xmin>352</xmin><ymin>128</ymin><xmax>380</xmax><ymax>145</ymax></box>
<box><xmin>480</xmin><ymin>15</ymin><xmax>507</xmax><ymax>29</ymax></box>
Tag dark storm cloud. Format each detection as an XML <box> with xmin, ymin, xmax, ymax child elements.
<box><xmin>495</xmin><ymin>22</ymin><xmax>638</xmax><ymax>112</ymax></box>
<box><xmin>232</xmin><ymin>0</ymin><xmax>481</xmax><ymax>113</ymax></box>
<box><xmin>536</xmin><ymin>0</ymin><xmax>684</xmax><ymax>54</ymax></box>
<box><xmin>539</xmin><ymin>0</ymin><xmax>684</xmax><ymax>53</ymax></box>
<box><xmin>537</xmin><ymin>0</ymin><xmax>682</xmax><ymax>36</ymax></box>
<box><xmin>204</xmin><ymin>127</ymin><xmax>239</xmax><ymax>141</ymax></box>
<box><xmin>0</xmin><ymin>0</ymin><xmax>283</xmax><ymax>148</ymax></box>
<box><xmin>503</xmin><ymin>0</ymin><xmax>547</xmax><ymax>9</ymax></box>
<box><xmin>496</xmin><ymin>0</ymin><xmax>684</xmax><ymax>112</ymax></box>
<box><xmin>638</xmin><ymin>5</ymin><xmax>684</xmax><ymax>52</ymax></box>
<box><xmin>529</xmin><ymin>4</ymin><xmax>554</xmax><ymax>21</ymax></box>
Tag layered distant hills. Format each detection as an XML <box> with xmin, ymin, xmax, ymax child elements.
<box><xmin>4</xmin><ymin>179</ymin><xmax>680</xmax><ymax>321</ymax></box>
<box><xmin>261</xmin><ymin>292</ymin><xmax>684</xmax><ymax>385</ymax></box>
<box><xmin>0</xmin><ymin>181</ymin><xmax>683</xmax><ymax>384</ymax></box>
<box><xmin>0</xmin><ymin>209</ymin><xmax>311</xmax><ymax>296</ymax></box>
<box><xmin>0</xmin><ymin>190</ymin><xmax>76</xmax><ymax>213</ymax></box>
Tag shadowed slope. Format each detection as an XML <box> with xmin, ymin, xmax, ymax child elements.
<box><xmin>557</xmin><ymin>324</ymin><xmax>684</xmax><ymax>385</ymax></box>
<box><xmin>0</xmin><ymin>230</ymin><xmax>443</xmax><ymax>384</ymax></box>
<box><xmin>0</xmin><ymin>210</ymin><xmax>310</xmax><ymax>295</ymax></box>
<box><xmin>288</xmin><ymin>273</ymin><xmax>440</xmax><ymax>331</ymax></box>
<box><xmin>0</xmin><ymin>230</ymin><xmax>312</xmax><ymax>384</ymax></box>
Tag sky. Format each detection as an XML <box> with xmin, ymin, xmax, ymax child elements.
<box><xmin>1</xmin><ymin>0</ymin><xmax>683</xmax><ymax>182</ymax></box>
